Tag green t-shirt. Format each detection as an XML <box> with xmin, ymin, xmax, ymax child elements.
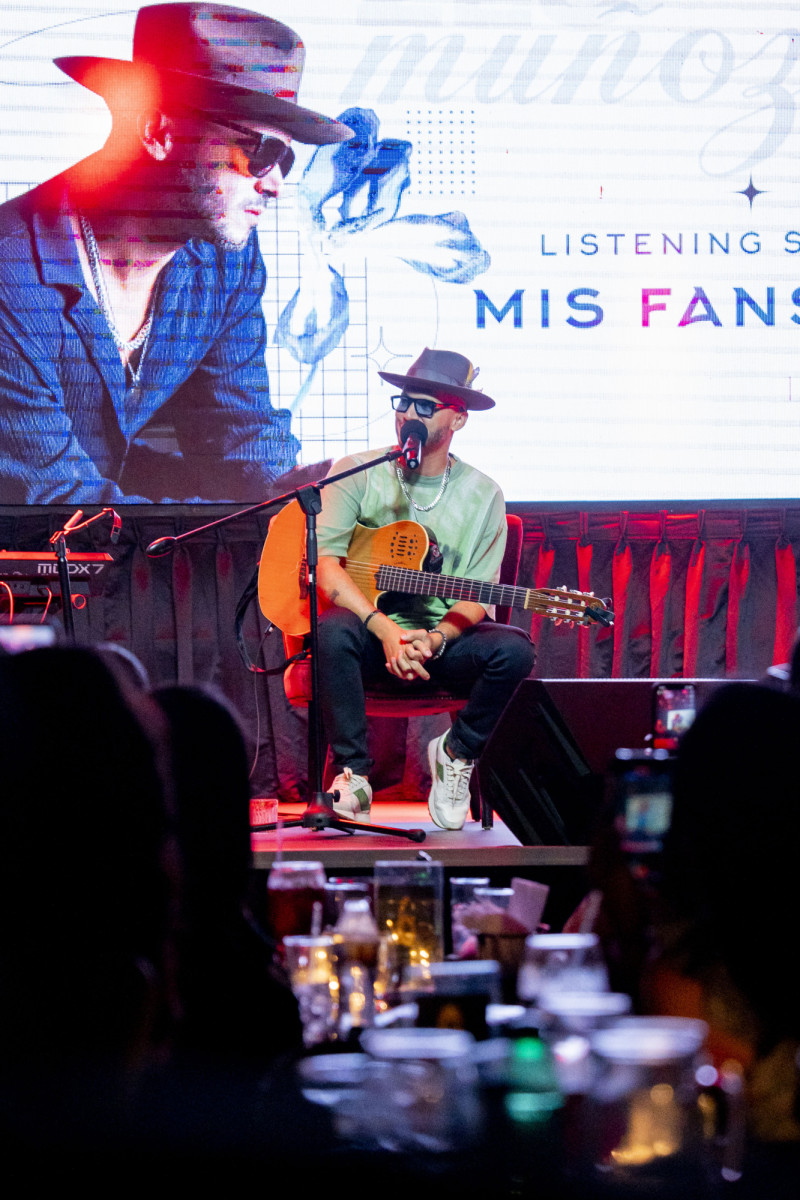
<box><xmin>316</xmin><ymin>448</ymin><xmax>507</xmax><ymax>629</ymax></box>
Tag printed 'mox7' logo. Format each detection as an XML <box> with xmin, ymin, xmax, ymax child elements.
<box><xmin>36</xmin><ymin>562</ymin><xmax>103</xmax><ymax>577</ymax></box>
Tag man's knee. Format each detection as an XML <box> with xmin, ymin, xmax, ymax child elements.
<box><xmin>491</xmin><ymin>626</ymin><xmax>536</xmax><ymax>681</ymax></box>
<box><xmin>317</xmin><ymin>607</ymin><xmax>365</xmax><ymax>657</ymax></box>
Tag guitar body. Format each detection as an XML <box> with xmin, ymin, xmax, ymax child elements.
<box><xmin>347</xmin><ymin>520</ymin><xmax>431</xmax><ymax>605</ymax></box>
<box><xmin>257</xmin><ymin>500</ymin><xmax>312</xmax><ymax>636</ymax></box>
<box><xmin>258</xmin><ymin>500</ymin><xmax>431</xmax><ymax>635</ymax></box>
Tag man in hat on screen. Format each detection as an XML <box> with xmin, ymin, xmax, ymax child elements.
<box><xmin>315</xmin><ymin>348</ymin><xmax>535</xmax><ymax>831</ymax></box>
<box><xmin>0</xmin><ymin>4</ymin><xmax>352</xmax><ymax>503</ymax></box>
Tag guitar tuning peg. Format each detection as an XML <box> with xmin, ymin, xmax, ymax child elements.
<box><xmin>589</xmin><ymin>591</ymin><xmax>595</xmax><ymax>596</ymax></box>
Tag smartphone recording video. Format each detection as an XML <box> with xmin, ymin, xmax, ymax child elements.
<box><xmin>0</xmin><ymin>625</ymin><xmax>58</xmax><ymax>654</ymax></box>
<box><xmin>612</xmin><ymin>748</ymin><xmax>674</xmax><ymax>861</ymax></box>
<box><xmin>652</xmin><ymin>683</ymin><xmax>696</xmax><ymax>751</ymax></box>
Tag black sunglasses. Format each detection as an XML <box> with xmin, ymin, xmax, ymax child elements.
<box><xmin>178</xmin><ymin>106</ymin><xmax>295</xmax><ymax>179</ymax></box>
<box><xmin>391</xmin><ymin>393</ymin><xmax>464</xmax><ymax>419</ymax></box>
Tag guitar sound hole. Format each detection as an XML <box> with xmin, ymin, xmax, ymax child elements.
<box><xmin>390</xmin><ymin>533</ymin><xmax>422</xmax><ymax>557</ymax></box>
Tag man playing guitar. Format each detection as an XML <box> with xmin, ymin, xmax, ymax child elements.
<box><xmin>315</xmin><ymin>348</ymin><xmax>535</xmax><ymax>831</ymax></box>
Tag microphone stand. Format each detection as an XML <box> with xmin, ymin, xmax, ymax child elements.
<box><xmin>49</xmin><ymin>508</ymin><xmax>120</xmax><ymax>643</ymax></box>
<box><xmin>146</xmin><ymin>453</ymin><xmax>427</xmax><ymax>844</ymax></box>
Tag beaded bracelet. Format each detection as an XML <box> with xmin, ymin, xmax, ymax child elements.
<box><xmin>429</xmin><ymin>629</ymin><xmax>448</xmax><ymax>660</ymax></box>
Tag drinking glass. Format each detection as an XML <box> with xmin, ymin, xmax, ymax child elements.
<box><xmin>573</xmin><ymin>1017</ymin><xmax>716</xmax><ymax>1193</ymax></box>
<box><xmin>472</xmin><ymin>886</ymin><xmax>514</xmax><ymax>911</ymax></box>
<box><xmin>517</xmin><ymin>932</ymin><xmax>609</xmax><ymax>1005</ymax></box>
<box><xmin>283</xmin><ymin>933</ymin><xmax>338</xmax><ymax>1047</ymax></box>
<box><xmin>374</xmin><ymin>860</ymin><xmax>444</xmax><ymax>978</ymax></box>
<box><xmin>323</xmin><ymin>879</ymin><xmax>371</xmax><ymax>929</ymax></box>
<box><xmin>537</xmin><ymin>990</ymin><xmax>632</xmax><ymax>1094</ymax></box>
<box><xmin>415</xmin><ymin>961</ymin><xmax>502</xmax><ymax>1040</ymax></box>
<box><xmin>249</xmin><ymin>797</ymin><xmax>278</xmax><ymax>826</ymax></box>
<box><xmin>333</xmin><ymin>898</ymin><xmax>381</xmax><ymax>1037</ymax></box>
<box><xmin>298</xmin><ymin>1053</ymin><xmax>368</xmax><ymax>1111</ymax></box>
<box><xmin>266</xmin><ymin>860</ymin><xmax>325</xmax><ymax>943</ymax></box>
<box><xmin>449</xmin><ymin>876</ymin><xmax>490</xmax><ymax>954</ymax></box>
<box><xmin>360</xmin><ymin>1027</ymin><xmax>481</xmax><ymax>1152</ymax></box>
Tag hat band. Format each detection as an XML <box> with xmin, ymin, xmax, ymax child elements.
<box><xmin>406</xmin><ymin>367</ymin><xmax>476</xmax><ymax>391</ymax></box>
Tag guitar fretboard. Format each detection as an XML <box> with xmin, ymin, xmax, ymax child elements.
<box><xmin>343</xmin><ymin>556</ymin><xmax>612</xmax><ymax>624</ymax></box>
<box><xmin>368</xmin><ymin>562</ymin><xmax>530</xmax><ymax>610</ymax></box>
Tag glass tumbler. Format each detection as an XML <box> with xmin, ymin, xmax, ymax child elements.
<box><xmin>360</xmin><ymin>1027</ymin><xmax>481</xmax><ymax>1152</ymax></box>
<box><xmin>538</xmin><ymin>990</ymin><xmax>633</xmax><ymax>1094</ymax></box>
<box><xmin>517</xmin><ymin>932</ymin><xmax>609</xmax><ymax>1005</ymax></box>
<box><xmin>574</xmin><ymin>1017</ymin><xmax>715</xmax><ymax>1193</ymax></box>
<box><xmin>449</xmin><ymin>876</ymin><xmax>490</xmax><ymax>954</ymax></box>
<box><xmin>266</xmin><ymin>860</ymin><xmax>325</xmax><ymax>943</ymax></box>
<box><xmin>283</xmin><ymin>933</ymin><xmax>338</xmax><ymax>1047</ymax></box>
<box><xmin>374</xmin><ymin>860</ymin><xmax>444</xmax><ymax>980</ymax></box>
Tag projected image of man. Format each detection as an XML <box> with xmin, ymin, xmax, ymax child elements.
<box><xmin>0</xmin><ymin>4</ymin><xmax>352</xmax><ymax>503</ymax></box>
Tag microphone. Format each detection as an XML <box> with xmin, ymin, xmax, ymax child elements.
<box><xmin>49</xmin><ymin>509</ymin><xmax>84</xmax><ymax>545</ymax></box>
<box><xmin>63</xmin><ymin>509</ymin><xmax>84</xmax><ymax>532</ymax></box>
<box><xmin>105</xmin><ymin>508</ymin><xmax>122</xmax><ymax>544</ymax></box>
<box><xmin>146</xmin><ymin>536</ymin><xmax>177</xmax><ymax>558</ymax></box>
<box><xmin>399</xmin><ymin>419</ymin><xmax>428</xmax><ymax>471</ymax></box>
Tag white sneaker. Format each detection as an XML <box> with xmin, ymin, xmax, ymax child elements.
<box><xmin>427</xmin><ymin>732</ymin><xmax>474</xmax><ymax>831</ymax></box>
<box><xmin>331</xmin><ymin>768</ymin><xmax>372</xmax><ymax>819</ymax></box>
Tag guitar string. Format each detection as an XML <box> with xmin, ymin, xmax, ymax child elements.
<box><xmin>346</xmin><ymin>560</ymin><xmax>586</xmax><ymax>608</ymax></box>
<box><xmin>344</xmin><ymin>559</ymin><xmax>594</xmax><ymax>616</ymax></box>
<box><xmin>346</xmin><ymin>561</ymin><xmax>517</xmax><ymax>603</ymax></box>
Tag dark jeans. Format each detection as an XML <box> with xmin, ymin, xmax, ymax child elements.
<box><xmin>316</xmin><ymin>607</ymin><xmax>536</xmax><ymax>775</ymax></box>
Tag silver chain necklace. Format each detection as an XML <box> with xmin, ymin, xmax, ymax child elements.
<box><xmin>395</xmin><ymin>455</ymin><xmax>452</xmax><ymax>512</ymax></box>
<box><xmin>79</xmin><ymin>213</ymin><xmax>153</xmax><ymax>383</ymax></box>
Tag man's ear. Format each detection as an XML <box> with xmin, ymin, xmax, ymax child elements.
<box><xmin>138</xmin><ymin>111</ymin><xmax>174</xmax><ymax>162</ymax></box>
<box><xmin>451</xmin><ymin>409</ymin><xmax>468</xmax><ymax>432</ymax></box>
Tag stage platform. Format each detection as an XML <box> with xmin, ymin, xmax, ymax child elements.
<box><xmin>250</xmin><ymin>800</ymin><xmax>589</xmax><ymax>871</ymax></box>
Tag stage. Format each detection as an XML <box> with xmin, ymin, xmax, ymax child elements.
<box><xmin>250</xmin><ymin>800</ymin><xmax>590</xmax><ymax>871</ymax></box>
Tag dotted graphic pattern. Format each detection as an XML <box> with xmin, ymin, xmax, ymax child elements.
<box><xmin>404</xmin><ymin>109</ymin><xmax>477</xmax><ymax>198</ymax></box>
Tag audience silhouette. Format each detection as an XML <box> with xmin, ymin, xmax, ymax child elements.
<box><xmin>651</xmin><ymin>683</ymin><xmax>800</xmax><ymax>1147</ymax></box>
<box><xmin>2</xmin><ymin>638</ymin><xmax>798</xmax><ymax>1192</ymax></box>
<box><xmin>0</xmin><ymin>645</ymin><xmax>171</xmax><ymax>1160</ymax></box>
<box><xmin>151</xmin><ymin>683</ymin><xmax>302</xmax><ymax>1071</ymax></box>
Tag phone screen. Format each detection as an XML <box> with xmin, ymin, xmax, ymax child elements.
<box><xmin>613</xmin><ymin>749</ymin><xmax>674</xmax><ymax>858</ymax></box>
<box><xmin>0</xmin><ymin>625</ymin><xmax>58</xmax><ymax>654</ymax></box>
<box><xmin>653</xmin><ymin>684</ymin><xmax>696</xmax><ymax>750</ymax></box>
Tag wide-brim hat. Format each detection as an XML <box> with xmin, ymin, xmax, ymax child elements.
<box><xmin>54</xmin><ymin>3</ymin><xmax>352</xmax><ymax>146</ymax></box>
<box><xmin>378</xmin><ymin>348</ymin><xmax>495</xmax><ymax>410</ymax></box>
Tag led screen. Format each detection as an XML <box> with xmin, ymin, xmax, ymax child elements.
<box><xmin>0</xmin><ymin>1</ymin><xmax>797</xmax><ymax>502</ymax></box>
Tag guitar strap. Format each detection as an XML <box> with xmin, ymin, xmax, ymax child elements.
<box><xmin>234</xmin><ymin>564</ymin><xmax>309</xmax><ymax>675</ymax></box>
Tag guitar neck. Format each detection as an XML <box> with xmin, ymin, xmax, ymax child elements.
<box><xmin>370</xmin><ymin>562</ymin><xmax>532</xmax><ymax>610</ymax></box>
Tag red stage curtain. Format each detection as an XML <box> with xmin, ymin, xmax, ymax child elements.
<box><xmin>3</xmin><ymin>502</ymin><xmax>799</xmax><ymax>796</ymax></box>
<box><xmin>725</xmin><ymin>536</ymin><xmax>750</xmax><ymax>676</ymax></box>
<box><xmin>611</xmin><ymin>516</ymin><xmax>632</xmax><ymax>677</ymax></box>
<box><xmin>649</xmin><ymin>517</ymin><xmax>672</xmax><ymax>677</ymax></box>
<box><xmin>509</xmin><ymin>503</ymin><xmax>800</xmax><ymax>683</ymax></box>
<box><xmin>576</xmin><ymin>514</ymin><xmax>593</xmax><ymax>679</ymax></box>
<box><xmin>774</xmin><ymin>530</ymin><xmax>797</xmax><ymax>667</ymax></box>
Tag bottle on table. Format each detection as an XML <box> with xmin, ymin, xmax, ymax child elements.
<box><xmin>332</xmin><ymin>898</ymin><xmax>381</xmax><ymax>1040</ymax></box>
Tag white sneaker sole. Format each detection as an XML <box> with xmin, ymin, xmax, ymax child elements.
<box><xmin>332</xmin><ymin>803</ymin><xmax>371</xmax><ymax>820</ymax></box>
<box><xmin>427</xmin><ymin>737</ymin><xmax>469</xmax><ymax>831</ymax></box>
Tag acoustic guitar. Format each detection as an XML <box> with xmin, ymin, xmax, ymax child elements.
<box><xmin>258</xmin><ymin>499</ymin><xmax>613</xmax><ymax>635</ymax></box>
